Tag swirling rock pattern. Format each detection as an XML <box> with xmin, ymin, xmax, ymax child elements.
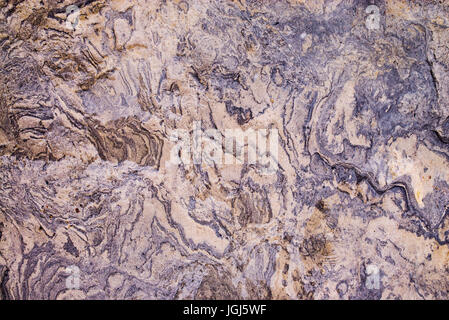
<box><xmin>0</xmin><ymin>0</ymin><xmax>449</xmax><ymax>300</ymax></box>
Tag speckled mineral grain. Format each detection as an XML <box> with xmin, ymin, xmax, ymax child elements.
<box><xmin>0</xmin><ymin>0</ymin><xmax>449</xmax><ymax>300</ymax></box>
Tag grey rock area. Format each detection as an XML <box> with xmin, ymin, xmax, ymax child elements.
<box><xmin>0</xmin><ymin>0</ymin><xmax>449</xmax><ymax>299</ymax></box>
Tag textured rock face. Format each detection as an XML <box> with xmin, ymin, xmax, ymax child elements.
<box><xmin>0</xmin><ymin>0</ymin><xmax>448</xmax><ymax>300</ymax></box>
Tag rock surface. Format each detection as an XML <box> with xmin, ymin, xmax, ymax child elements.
<box><xmin>0</xmin><ymin>0</ymin><xmax>449</xmax><ymax>299</ymax></box>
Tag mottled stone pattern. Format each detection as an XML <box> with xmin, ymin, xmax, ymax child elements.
<box><xmin>0</xmin><ymin>0</ymin><xmax>448</xmax><ymax>300</ymax></box>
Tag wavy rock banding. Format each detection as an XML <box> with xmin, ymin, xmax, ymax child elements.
<box><xmin>0</xmin><ymin>0</ymin><xmax>449</xmax><ymax>299</ymax></box>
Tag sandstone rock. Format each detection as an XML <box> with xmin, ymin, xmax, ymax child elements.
<box><xmin>0</xmin><ymin>0</ymin><xmax>448</xmax><ymax>300</ymax></box>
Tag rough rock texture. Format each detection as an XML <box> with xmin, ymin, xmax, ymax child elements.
<box><xmin>0</xmin><ymin>0</ymin><xmax>449</xmax><ymax>300</ymax></box>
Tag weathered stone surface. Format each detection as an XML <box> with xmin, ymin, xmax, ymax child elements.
<box><xmin>0</xmin><ymin>0</ymin><xmax>448</xmax><ymax>299</ymax></box>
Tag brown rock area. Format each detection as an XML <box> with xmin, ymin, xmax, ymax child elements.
<box><xmin>0</xmin><ymin>0</ymin><xmax>448</xmax><ymax>299</ymax></box>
